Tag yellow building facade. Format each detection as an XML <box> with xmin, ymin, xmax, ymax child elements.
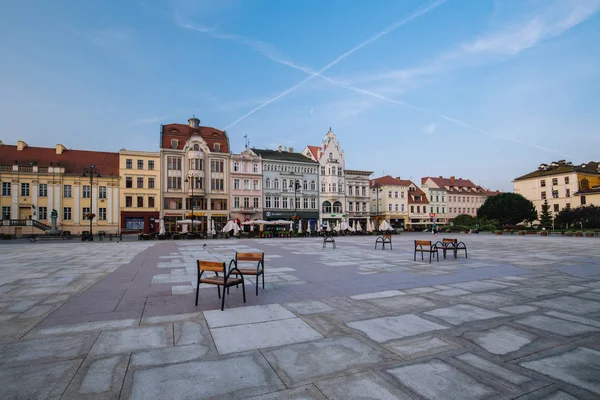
<box><xmin>119</xmin><ymin>150</ymin><xmax>161</xmax><ymax>233</ymax></box>
<box><xmin>0</xmin><ymin>140</ymin><xmax>120</xmax><ymax>236</ymax></box>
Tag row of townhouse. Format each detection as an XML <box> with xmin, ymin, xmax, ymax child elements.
<box><xmin>0</xmin><ymin>116</ymin><xmax>499</xmax><ymax>235</ymax></box>
<box><xmin>513</xmin><ymin>160</ymin><xmax>600</xmax><ymax>217</ymax></box>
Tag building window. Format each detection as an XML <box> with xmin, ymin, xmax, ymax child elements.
<box><xmin>321</xmin><ymin>183</ymin><xmax>325</xmax><ymax>192</ymax></box>
<box><xmin>137</xmin><ymin>160</ymin><xmax>144</xmax><ymax>169</ymax></box>
<box><xmin>564</xmin><ymin>176</ymin><xmax>569</xmax><ymax>184</ymax></box>
<box><xmin>401</xmin><ymin>204</ymin><xmax>405</xmax><ymax>212</ymax></box>
<box><xmin>234</xmin><ymin>197</ymin><xmax>240</xmax><ymax>208</ymax></box>
<box><xmin>99</xmin><ymin>208</ymin><xmax>107</xmax><ymax>220</ymax></box>
<box><xmin>303</xmin><ymin>198</ymin><xmax>308</xmax><ymax>209</ymax></box>
<box><xmin>211</xmin><ymin>160</ymin><xmax>224</xmax><ymax>172</ymax></box>
<box><xmin>126</xmin><ymin>159</ymin><xmax>132</xmax><ymax>169</ymax></box>
<box><xmin>167</xmin><ymin>157</ymin><xmax>182</xmax><ymax>170</ymax></box>
<box><xmin>38</xmin><ymin>184</ymin><xmax>47</xmax><ymax>197</ymax></box>
<box><xmin>322</xmin><ymin>201</ymin><xmax>331</xmax><ymax>213</ymax></box>
<box><xmin>254</xmin><ymin>197</ymin><xmax>259</xmax><ymax>208</ymax></box>
<box><xmin>332</xmin><ymin>166</ymin><xmax>336</xmax><ymax>176</ymax></box>
<box><xmin>311</xmin><ymin>198</ymin><xmax>316</xmax><ymax>209</ymax></box>
<box><xmin>441</xmin><ymin>195</ymin><xmax>444</xmax><ymax>202</ymax></box>
<box><xmin>126</xmin><ymin>177</ymin><xmax>133</xmax><ymax>188</ymax></box>
<box><xmin>126</xmin><ymin>196</ymin><xmax>133</xmax><ymax>207</ymax></box>
<box><xmin>137</xmin><ymin>177</ymin><xmax>144</xmax><ymax>188</ymax></box>
<box><xmin>148</xmin><ymin>177</ymin><xmax>155</xmax><ymax>189</ymax></box>
<box><xmin>265</xmin><ymin>196</ymin><xmax>271</xmax><ymax>208</ymax></box>
<box><xmin>388</xmin><ymin>191</ymin><xmax>392</xmax><ymax>198</ymax></box>
<box><xmin>21</xmin><ymin>183</ymin><xmax>30</xmax><ymax>196</ymax></box>
<box><xmin>283</xmin><ymin>197</ymin><xmax>288</xmax><ymax>209</ymax></box>
<box><xmin>243</xmin><ymin>197</ymin><xmax>249</xmax><ymax>208</ymax></box>
<box><xmin>274</xmin><ymin>179</ymin><xmax>280</xmax><ymax>189</ymax></box>
<box><xmin>190</xmin><ymin>159</ymin><xmax>203</xmax><ymax>170</ymax></box>
<box><xmin>552</xmin><ymin>178</ymin><xmax>558</xmax><ymax>185</ymax></box>
<box><xmin>233</xmin><ymin>179</ymin><xmax>240</xmax><ymax>190</ymax></box>
<box><xmin>1</xmin><ymin>182</ymin><xmax>11</xmax><ymax>196</ymax></box>
<box><xmin>148</xmin><ymin>197</ymin><xmax>155</xmax><ymax>208</ymax></box>
<box><xmin>395</xmin><ymin>204</ymin><xmax>399</xmax><ymax>211</ymax></box>
<box><xmin>581</xmin><ymin>195</ymin><xmax>586</xmax><ymax>205</ymax></box>
<box><xmin>63</xmin><ymin>185</ymin><xmax>72</xmax><ymax>198</ymax></box>
<box><xmin>63</xmin><ymin>207</ymin><xmax>72</xmax><ymax>220</ymax></box>
<box><xmin>137</xmin><ymin>196</ymin><xmax>144</xmax><ymax>207</ymax></box>
<box><xmin>214</xmin><ymin>143</ymin><xmax>220</xmax><ymax>152</ymax></box>
<box><xmin>99</xmin><ymin>186</ymin><xmax>107</xmax><ymax>199</ymax></box>
<box><xmin>253</xmin><ymin>163</ymin><xmax>259</xmax><ymax>173</ymax></box>
<box><xmin>394</xmin><ymin>191</ymin><xmax>398</xmax><ymax>198</ymax></box>
<box><xmin>253</xmin><ymin>180</ymin><xmax>259</xmax><ymax>190</ymax></box>
<box><xmin>167</xmin><ymin>176</ymin><xmax>182</xmax><ymax>189</ymax></box>
<box><xmin>348</xmin><ymin>186</ymin><xmax>353</xmax><ymax>196</ymax></box>
<box><xmin>148</xmin><ymin>160</ymin><xmax>155</xmax><ymax>170</ymax></box>
<box><xmin>333</xmin><ymin>201</ymin><xmax>342</xmax><ymax>213</ymax></box>
<box><xmin>274</xmin><ymin>196</ymin><xmax>280</xmax><ymax>208</ymax></box>
<box><xmin>243</xmin><ymin>179</ymin><xmax>250</xmax><ymax>190</ymax></box>
<box><xmin>211</xmin><ymin>179</ymin><xmax>224</xmax><ymax>191</ymax></box>
<box><xmin>565</xmin><ymin>188</ymin><xmax>570</xmax><ymax>197</ymax></box>
<box><xmin>540</xmin><ymin>179</ymin><xmax>546</xmax><ymax>187</ymax></box>
<box><xmin>332</xmin><ymin>183</ymin><xmax>337</xmax><ymax>192</ymax></box>
<box><xmin>171</xmin><ymin>139</ymin><xmax>178</xmax><ymax>149</ymax></box>
<box><xmin>311</xmin><ymin>181</ymin><xmax>316</xmax><ymax>191</ymax></box>
<box><xmin>553</xmin><ymin>204</ymin><xmax>559</xmax><ymax>212</ymax></box>
<box><xmin>38</xmin><ymin>206</ymin><xmax>47</xmax><ymax>220</ymax></box>
<box><xmin>320</xmin><ymin>166</ymin><xmax>325</xmax><ymax>175</ymax></box>
<box><xmin>265</xmin><ymin>179</ymin><xmax>271</xmax><ymax>189</ymax></box>
<box><xmin>552</xmin><ymin>190</ymin><xmax>559</xmax><ymax>199</ymax></box>
<box><xmin>82</xmin><ymin>185</ymin><xmax>91</xmax><ymax>198</ymax></box>
<box><xmin>82</xmin><ymin>207</ymin><xmax>90</xmax><ymax>218</ymax></box>
<box><xmin>2</xmin><ymin>206</ymin><xmax>11</xmax><ymax>220</ymax></box>
<box><xmin>233</xmin><ymin>162</ymin><xmax>239</xmax><ymax>172</ymax></box>
<box><xmin>410</xmin><ymin>206</ymin><xmax>414</xmax><ymax>213</ymax></box>
<box><xmin>541</xmin><ymin>191</ymin><xmax>546</xmax><ymax>200</ymax></box>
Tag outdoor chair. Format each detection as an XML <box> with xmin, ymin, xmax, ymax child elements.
<box><xmin>375</xmin><ymin>233</ymin><xmax>392</xmax><ymax>250</ymax></box>
<box><xmin>414</xmin><ymin>240</ymin><xmax>439</xmax><ymax>263</ymax></box>
<box><xmin>228</xmin><ymin>252</ymin><xmax>265</xmax><ymax>296</ymax></box>
<box><xmin>196</xmin><ymin>260</ymin><xmax>245</xmax><ymax>311</ymax></box>
<box><xmin>323</xmin><ymin>235</ymin><xmax>336</xmax><ymax>249</ymax></box>
<box><xmin>434</xmin><ymin>238</ymin><xmax>468</xmax><ymax>259</ymax></box>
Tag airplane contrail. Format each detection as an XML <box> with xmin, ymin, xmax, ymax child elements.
<box><xmin>223</xmin><ymin>0</ymin><xmax>449</xmax><ymax>130</ymax></box>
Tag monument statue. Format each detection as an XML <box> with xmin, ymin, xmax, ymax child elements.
<box><xmin>49</xmin><ymin>209</ymin><xmax>59</xmax><ymax>234</ymax></box>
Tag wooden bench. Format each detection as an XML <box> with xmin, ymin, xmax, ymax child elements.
<box><xmin>228</xmin><ymin>252</ymin><xmax>265</xmax><ymax>296</ymax></box>
<box><xmin>195</xmin><ymin>260</ymin><xmax>245</xmax><ymax>311</ymax></box>
<box><xmin>414</xmin><ymin>240</ymin><xmax>439</xmax><ymax>263</ymax></box>
<box><xmin>435</xmin><ymin>238</ymin><xmax>468</xmax><ymax>259</ymax></box>
<box><xmin>323</xmin><ymin>235</ymin><xmax>336</xmax><ymax>249</ymax></box>
<box><xmin>375</xmin><ymin>233</ymin><xmax>392</xmax><ymax>250</ymax></box>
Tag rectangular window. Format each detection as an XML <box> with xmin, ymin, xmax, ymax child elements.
<box><xmin>564</xmin><ymin>176</ymin><xmax>569</xmax><ymax>184</ymax></box>
<box><xmin>1</xmin><ymin>182</ymin><xmax>11</xmax><ymax>196</ymax></box>
<box><xmin>38</xmin><ymin>183</ymin><xmax>47</xmax><ymax>197</ymax></box>
<box><xmin>21</xmin><ymin>183</ymin><xmax>30</xmax><ymax>196</ymax></box>
<box><xmin>540</xmin><ymin>179</ymin><xmax>546</xmax><ymax>187</ymax></box>
<box><xmin>436</xmin><ymin>206</ymin><xmax>440</xmax><ymax>213</ymax></box>
<box><xmin>332</xmin><ymin>183</ymin><xmax>337</xmax><ymax>192</ymax></box>
<box><xmin>82</xmin><ymin>185</ymin><xmax>91</xmax><ymax>198</ymax></box>
<box><xmin>211</xmin><ymin>179</ymin><xmax>224</xmax><ymax>191</ymax></box>
<box><xmin>148</xmin><ymin>160</ymin><xmax>155</xmax><ymax>170</ymax></box>
<box><xmin>410</xmin><ymin>206</ymin><xmax>414</xmax><ymax>213</ymax></box>
<box><xmin>98</xmin><ymin>186</ymin><xmax>107</xmax><ymax>199</ymax></box>
<box><xmin>442</xmin><ymin>207</ymin><xmax>445</xmax><ymax>213</ymax></box>
<box><xmin>38</xmin><ymin>206</ymin><xmax>47</xmax><ymax>220</ymax></box>
<box><xmin>565</xmin><ymin>188</ymin><xmax>570</xmax><ymax>197</ymax></box>
<box><xmin>320</xmin><ymin>166</ymin><xmax>325</xmax><ymax>175</ymax></box>
<box><xmin>2</xmin><ymin>206</ymin><xmax>11</xmax><ymax>220</ymax></box>
<box><xmin>388</xmin><ymin>204</ymin><xmax>392</xmax><ymax>211</ymax></box>
<box><xmin>243</xmin><ymin>197</ymin><xmax>249</xmax><ymax>208</ymax></box>
<box><xmin>243</xmin><ymin>179</ymin><xmax>250</xmax><ymax>190</ymax></box>
<box><xmin>148</xmin><ymin>197</ymin><xmax>155</xmax><ymax>208</ymax></box>
<box><xmin>99</xmin><ymin>208</ymin><xmax>107</xmax><ymax>220</ymax></box>
<box><xmin>417</xmin><ymin>206</ymin><xmax>421</xmax><ymax>213</ymax></box>
<box><xmin>311</xmin><ymin>198</ymin><xmax>316</xmax><ymax>209</ymax></box>
<box><xmin>137</xmin><ymin>160</ymin><xmax>144</xmax><ymax>169</ymax></box>
<box><xmin>338</xmin><ymin>169</ymin><xmax>342</xmax><ymax>176</ymax></box>
<box><xmin>552</xmin><ymin>190</ymin><xmax>559</xmax><ymax>199</ymax></box>
<box><xmin>137</xmin><ymin>196</ymin><xmax>144</xmax><ymax>207</ymax></box>
<box><xmin>295</xmin><ymin>197</ymin><xmax>301</xmax><ymax>209</ymax></box>
<box><xmin>265</xmin><ymin>196</ymin><xmax>271</xmax><ymax>208</ymax></box>
<box><xmin>126</xmin><ymin>159</ymin><xmax>132</xmax><ymax>169</ymax></box>
<box><xmin>348</xmin><ymin>202</ymin><xmax>353</xmax><ymax>212</ymax></box>
<box><xmin>148</xmin><ymin>177</ymin><xmax>155</xmax><ymax>189</ymax></box>
<box><xmin>552</xmin><ymin>178</ymin><xmax>558</xmax><ymax>185</ymax></box>
<box><xmin>253</xmin><ymin>180</ymin><xmax>259</xmax><ymax>190</ymax></box>
<box><xmin>126</xmin><ymin>196</ymin><xmax>133</xmax><ymax>207</ymax></box>
<box><xmin>253</xmin><ymin>197</ymin><xmax>259</xmax><ymax>208</ymax></box>
<box><xmin>274</xmin><ymin>196</ymin><xmax>280</xmax><ymax>208</ymax></box>
<box><xmin>388</xmin><ymin>191</ymin><xmax>392</xmax><ymax>198</ymax></box>
<box><xmin>303</xmin><ymin>198</ymin><xmax>308</xmax><ymax>209</ymax></box>
<box><xmin>401</xmin><ymin>204</ymin><xmax>405</xmax><ymax>212</ymax></box>
<box><xmin>331</xmin><ymin>167</ymin><xmax>336</xmax><ymax>176</ymax></box>
<box><xmin>541</xmin><ymin>191</ymin><xmax>547</xmax><ymax>200</ymax></box>
<box><xmin>282</xmin><ymin>197</ymin><xmax>288</xmax><ymax>209</ymax></box>
<box><xmin>395</xmin><ymin>204</ymin><xmax>399</xmax><ymax>211</ymax></box>
<box><xmin>441</xmin><ymin>196</ymin><xmax>444</xmax><ymax>202</ymax></box>
<box><xmin>253</xmin><ymin>163</ymin><xmax>259</xmax><ymax>173</ymax></box>
<box><xmin>233</xmin><ymin>162</ymin><xmax>239</xmax><ymax>172</ymax></box>
<box><xmin>137</xmin><ymin>177</ymin><xmax>144</xmax><ymax>188</ymax></box>
<box><xmin>394</xmin><ymin>191</ymin><xmax>398</xmax><ymax>198</ymax></box>
<box><xmin>581</xmin><ymin>195</ymin><xmax>586</xmax><ymax>205</ymax></box>
<box><xmin>210</xmin><ymin>160</ymin><xmax>224</xmax><ymax>172</ymax></box>
<box><xmin>167</xmin><ymin>157</ymin><xmax>182</xmax><ymax>170</ymax></box>
<box><xmin>234</xmin><ymin>197</ymin><xmax>240</xmax><ymax>208</ymax></box>
<box><xmin>553</xmin><ymin>204</ymin><xmax>559</xmax><ymax>212</ymax></box>
<box><xmin>63</xmin><ymin>185</ymin><xmax>72</xmax><ymax>198</ymax></box>
<box><xmin>63</xmin><ymin>207</ymin><xmax>72</xmax><ymax>220</ymax></box>
<box><xmin>126</xmin><ymin>177</ymin><xmax>133</xmax><ymax>188</ymax></box>
<box><xmin>321</xmin><ymin>183</ymin><xmax>325</xmax><ymax>192</ymax></box>
<box><xmin>348</xmin><ymin>186</ymin><xmax>353</xmax><ymax>195</ymax></box>
<box><xmin>82</xmin><ymin>207</ymin><xmax>90</xmax><ymax>219</ymax></box>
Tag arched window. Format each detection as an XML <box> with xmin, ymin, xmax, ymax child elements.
<box><xmin>265</xmin><ymin>178</ymin><xmax>271</xmax><ymax>189</ymax></box>
<box><xmin>333</xmin><ymin>201</ymin><xmax>343</xmax><ymax>213</ymax></box>
<box><xmin>193</xmin><ymin>144</ymin><xmax>200</xmax><ymax>151</ymax></box>
<box><xmin>322</xmin><ymin>201</ymin><xmax>332</xmax><ymax>213</ymax></box>
<box><xmin>329</xmin><ymin>152</ymin><xmax>333</xmax><ymax>160</ymax></box>
<box><xmin>214</xmin><ymin>143</ymin><xmax>220</xmax><ymax>152</ymax></box>
<box><xmin>581</xmin><ymin>178</ymin><xmax>590</xmax><ymax>190</ymax></box>
<box><xmin>311</xmin><ymin>180</ymin><xmax>316</xmax><ymax>191</ymax></box>
<box><xmin>282</xmin><ymin>179</ymin><xmax>287</xmax><ymax>191</ymax></box>
<box><xmin>171</xmin><ymin>139</ymin><xmax>178</xmax><ymax>149</ymax></box>
<box><xmin>303</xmin><ymin>180</ymin><xmax>308</xmax><ymax>190</ymax></box>
<box><xmin>274</xmin><ymin>179</ymin><xmax>280</xmax><ymax>189</ymax></box>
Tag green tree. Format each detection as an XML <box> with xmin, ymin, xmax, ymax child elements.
<box><xmin>453</xmin><ymin>214</ymin><xmax>476</xmax><ymax>226</ymax></box>
<box><xmin>477</xmin><ymin>193</ymin><xmax>537</xmax><ymax>226</ymax></box>
<box><xmin>539</xmin><ymin>199</ymin><xmax>553</xmax><ymax>229</ymax></box>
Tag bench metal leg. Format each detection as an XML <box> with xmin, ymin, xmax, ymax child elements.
<box><xmin>221</xmin><ymin>285</ymin><xmax>226</xmax><ymax>311</ymax></box>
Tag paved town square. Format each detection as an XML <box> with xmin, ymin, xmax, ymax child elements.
<box><xmin>1</xmin><ymin>234</ymin><xmax>599</xmax><ymax>399</ymax></box>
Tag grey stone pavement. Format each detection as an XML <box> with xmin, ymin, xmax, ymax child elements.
<box><xmin>1</xmin><ymin>234</ymin><xmax>600</xmax><ymax>399</ymax></box>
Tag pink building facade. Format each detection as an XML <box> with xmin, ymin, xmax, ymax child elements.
<box><xmin>230</xmin><ymin>148</ymin><xmax>263</xmax><ymax>222</ymax></box>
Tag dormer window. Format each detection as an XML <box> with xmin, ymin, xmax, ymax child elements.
<box><xmin>214</xmin><ymin>143</ymin><xmax>220</xmax><ymax>152</ymax></box>
<box><xmin>193</xmin><ymin>144</ymin><xmax>199</xmax><ymax>151</ymax></box>
<box><xmin>171</xmin><ymin>139</ymin><xmax>178</xmax><ymax>149</ymax></box>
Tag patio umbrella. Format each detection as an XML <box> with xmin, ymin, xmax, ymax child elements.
<box><xmin>340</xmin><ymin>221</ymin><xmax>350</xmax><ymax>231</ymax></box>
<box><xmin>182</xmin><ymin>223</ymin><xmax>188</xmax><ymax>233</ymax></box>
<box><xmin>326</xmin><ymin>221</ymin><xmax>332</xmax><ymax>232</ymax></box>
<box><xmin>210</xmin><ymin>219</ymin><xmax>216</xmax><ymax>235</ymax></box>
<box><xmin>366</xmin><ymin>219</ymin><xmax>373</xmax><ymax>233</ymax></box>
<box><xmin>334</xmin><ymin>220</ymin><xmax>341</xmax><ymax>232</ymax></box>
<box><xmin>317</xmin><ymin>221</ymin><xmax>322</xmax><ymax>232</ymax></box>
<box><xmin>233</xmin><ymin>221</ymin><xmax>241</xmax><ymax>234</ymax></box>
<box><xmin>307</xmin><ymin>220</ymin><xmax>311</xmax><ymax>233</ymax></box>
<box><xmin>348</xmin><ymin>220</ymin><xmax>355</xmax><ymax>232</ymax></box>
<box><xmin>289</xmin><ymin>221</ymin><xmax>293</xmax><ymax>232</ymax></box>
<box><xmin>297</xmin><ymin>220</ymin><xmax>303</xmax><ymax>234</ymax></box>
<box><xmin>379</xmin><ymin>220</ymin><xmax>393</xmax><ymax>231</ymax></box>
<box><xmin>356</xmin><ymin>221</ymin><xmax>363</xmax><ymax>232</ymax></box>
<box><xmin>159</xmin><ymin>219</ymin><xmax>165</xmax><ymax>235</ymax></box>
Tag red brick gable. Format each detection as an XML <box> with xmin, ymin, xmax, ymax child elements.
<box><xmin>161</xmin><ymin>123</ymin><xmax>229</xmax><ymax>153</ymax></box>
<box><xmin>306</xmin><ymin>145</ymin><xmax>320</xmax><ymax>161</ymax></box>
<box><xmin>0</xmin><ymin>145</ymin><xmax>119</xmax><ymax>176</ymax></box>
<box><xmin>370</xmin><ymin>175</ymin><xmax>412</xmax><ymax>187</ymax></box>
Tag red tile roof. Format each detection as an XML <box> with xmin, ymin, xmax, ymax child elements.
<box><xmin>423</xmin><ymin>176</ymin><xmax>478</xmax><ymax>188</ymax></box>
<box><xmin>408</xmin><ymin>185</ymin><xmax>429</xmax><ymax>204</ymax></box>
<box><xmin>306</xmin><ymin>145</ymin><xmax>320</xmax><ymax>161</ymax></box>
<box><xmin>161</xmin><ymin>123</ymin><xmax>229</xmax><ymax>153</ymax></box>
<box><xmin>0</xmin><ymin>144</ymin><xmax>119</xmax><ymax>176</ymax></box>
<box><xmin>370</xmin><ymin>175</ymin><xmax>412</xmax><ymax>187</ymax></box>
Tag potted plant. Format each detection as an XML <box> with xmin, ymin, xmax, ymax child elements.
<box><xmin>585</xmin><ymin>232</ymin><xmax>594</xmax><ymax>237</ymax></box>
<box><xmin>540</xmin><ymin>231</ymin><xmax>548</xmax><ymax>236</ymax></box>
<box><xmin>575</xmin><ymin>231</ymin><xmax>583</xmax><ymax>237</ymax></box>
<box><xmin>495</xmin><ymin>230</ymin><xmax>502</xmax><ymax>235</ymax></box>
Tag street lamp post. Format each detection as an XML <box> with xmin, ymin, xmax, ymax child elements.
<box><xmin>290</xmin><ymin>179</ymin><xmax>301</xmax><ymax>230</ymax></box>
<box><xmin>185</xmin><ymin>176</ymin><xmax>199</xmax><ymax>234</ymax></box>
<box><xmin>83</xmin><ymin>165</ymin><xmax>100</xmax><ymax>241</ymax></box>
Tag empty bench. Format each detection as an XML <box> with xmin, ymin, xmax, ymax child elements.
<box><xmin>414</xmin><ymin>240</ymin><xmax>439</xmax><ymax>263</ymax></box>
<box><xmin>323</xmin><ymin>235</ymin><xmax>336</xmax><ymax>249</ymax></box>
<box><xmin>229</xmin><ymin>252</ymin><xmax>265</xmax><ymax>296</ymax></box>
<box><xmin>375</xmin><ymin>233</ymin><xmax>392</xmax><ymax>250</ymax></box>
<box><xmin>435</xmin><ymin>238</ymin><xmax>468</xmax><ymax>259</ymax></box>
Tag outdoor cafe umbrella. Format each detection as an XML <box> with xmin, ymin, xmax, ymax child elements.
<box><xmin>307</xmin><ymin>220</ymin><xmax>311</xmax><ymax>233</ymax></box>
<box><xmin>356</xmin><ymin>221</ymin><xmax>363</xmax><ymax>232</ymax></box>
<box><xmin>326</xmin><ymin>221</ymin><xmax>332</xmax><ymax>232</ymax></box>
<box><xmin>210</xmin><ymin>219</ymin><xmax>216</xmax><ymax>235</ymax></box>
<box><xmin>348</xmin><ymin>220</ymin><xmax>355</xmax><ymax>232</ymax></box>
<box><xmin>379</xmin><ymin>220</ymin><xmax>393</xmax><ymax>231</ymax></box>
<box><xmin>317</xmin><ymin>221</ymin><xmax>322</xmax><ymax>232</ymax></box>
<box><xmin>159</xmin><ymin>219</ymin><xmax>166</xmax><ymax>235</ymax></box>
<box><xmin>297</xmin><ymin>220</ymin><xmax>303</xmax><ymax>234</ymax></box>
<box><xmin>340</xmin><ymin>221</ymin><xmax>350</xmax><ymax>231</ymax></box>
<box><xmin>366</xmin><ymin>219</ymin><xmax>373</xmax><ymax>233</ymax></box>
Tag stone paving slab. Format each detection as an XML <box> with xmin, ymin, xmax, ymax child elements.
<box><xmin>346</xmin><ymin>314</ymin><xmax>448</xmax><ymax>343</ymax></box>
<box><xmin>316</xmin><ymin>370</ymin><xmax>413</xmax><ymax>399</ymax></box>
<box><xmin>88</xmin><ymin>325</ymin><xmax>173</xmax><ymax>356</ymax></box>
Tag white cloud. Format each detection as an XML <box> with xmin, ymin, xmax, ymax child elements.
<box><xmin>424</xmin><ymin>123</ymin><xmax>437</xmax><ymax>134</ymax></box>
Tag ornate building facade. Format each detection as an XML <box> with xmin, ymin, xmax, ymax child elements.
<box><xmin>230</xmin><ymin>148</ymin><xmax>263</xmax><ymax>222</ymax></box>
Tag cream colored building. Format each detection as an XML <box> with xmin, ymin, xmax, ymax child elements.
<box><xmin>119</xmin><ymin>150</ymin><xmax>161</xmax><ymax>233</ymax></box>
<box><xmin>514</xmin><ymin>160</ymin><xmax>600</xmax><ymax>216</ymax></box>
<box><xmin>369</xmin><ymin>175</ymin><xmax>411</xmax><ymax>229</ymax></box>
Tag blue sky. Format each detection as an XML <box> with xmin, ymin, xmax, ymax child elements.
<box><xmin>1</xmin><ymin>0</ymin><xmax>599</xmax><ymax>191</ymax></box>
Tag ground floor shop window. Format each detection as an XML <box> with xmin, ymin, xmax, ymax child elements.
<box><xmin>125</xmin><ymin>217</ymin><xmax>144</xmax><ymax>230</ymax></box>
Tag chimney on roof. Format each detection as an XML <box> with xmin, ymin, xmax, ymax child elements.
<box><xmin>0</xmin><ymin>140</ymin><xmax>3</xmax><ymax>145</ymax></box>
<box><xmin>17</xmin><ymin>140</ymin><xmax>28</xmax><ymax>151</ymax></box>
<box><xmin>289</xmin><ymin>147</ymin><xmax>294</xmax><ymax>153</ymax></box>
<box><xmin>56</xmin><ymin>144</ymin><xmax>66</xmax><ymax>155</ymax></box>
<box><xmin>277</xmin><ymin>145</ymin><xmax>282</xmax><ymax>152</ymax></box>
<box><xmin>395</xmin><ymin>176</ymin><xmax>401</xmax><ymax>181</ymax></box>
<box><xmin>188</xmin><ymin>115</ymin><xmax>200</xmax><ymax>128</ymax></box>
<box><xmin>450</xmin><ymin>176</ymin><xmax>455</xmax><ymax>183</ymax></box>
<box><xmin>439</xmin><ymin>176</ymin><xmax>442</xmax><ymax>178</ymax></box>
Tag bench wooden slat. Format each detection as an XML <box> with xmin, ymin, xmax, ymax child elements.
<box><xmin>415</xmin><ymin>240</ymin><xmax>432</xmax><ymax>246</ymax></box>
<box><xmin>198</xmin><ymin>260</ymin><xmax>225</xmax><ymax>272</ymax></box>
<box><xmin>237</xmin><ymin>252</ymin><xmax>264</xmax><ymax>261</ymax></box>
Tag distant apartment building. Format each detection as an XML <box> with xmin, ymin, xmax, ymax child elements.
<box><xmin>369</xmin><ymin>175</ymin><xmax>411</xmax><ymax>229</ymax></box>
<box><xmin>422</xmin><ymin>176</ymin><xmax>489</xmax><ymax>220</ymax></box>
<box><xmin>160</xmin><ymin>116</ymin><xmax>230</xmax><ymax>233</ymax></box>
<box><xmin>119</xmin><ymin>150</ymin><xmax>161</xmax><ymax>233</ymax></box>
<box><xmin>230</xmin><ymin>148</ymin><xmax>262</xmax><ymax>221</ymax></box>
<box><xmin>253</xmin><ymin>147</ymin><xmax>319</xmax><ymax>229</ymax></box>
<box><xmin>345</xmin><ymin>169</ymin><xmax>372</xmax><ymax>227</ymax></box>
<box><xmin>407</xmin><ymin>184</ymin><xmax>431</xmax><ymax>229</ymax></box>
<box><xmin>514</xmin><ymin>160</ymin><xmax>600</xmax><ymax>215</ymax></box>
<box><xmin>0</xmin><ymin>140</ymin><xmax>119</xmax><ymax>235</ymax></box>
<box><xmin>420</xmin><ymin>182</ymin><xmax>448</xmax><ymax>224</ymax></box>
